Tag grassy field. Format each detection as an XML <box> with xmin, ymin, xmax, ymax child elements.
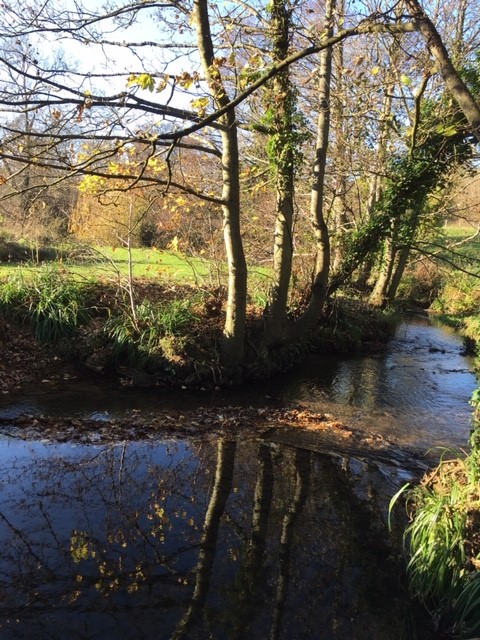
<box><xmin>0</xmin><ymin>246</ymin><xmax>216</xmax><ymax>284</ymax></box>
<box><xmin>0</xmin><ymin>244</ymin><xmax>273</xmax><ymax>304</ymax></box>
<box><xmin>440</xmin><ymin>225</ymin><xmax>480</xmax><ymax>261</ymax></box>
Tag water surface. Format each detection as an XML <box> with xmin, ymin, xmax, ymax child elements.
<box><xmin>0</xmin><ymin>437</ymin><xmax>430</xmax><ymax>639</ymax></box>
<box><xmin>1</xmin><ymin>317</ymin><xmax>476</xmax><ymax>451</ymax></box>
<box><xmin>0</xmin><ymin>317</ymin><xmax>476</xmax><ymax>639</ymax></box>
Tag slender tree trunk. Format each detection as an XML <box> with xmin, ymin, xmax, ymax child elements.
<box><xmin>264</xmin><ymin>0</ymin><xmax>296</xmax><ymax>347</ymax></box>
<box><xmin>193</xmin><ymin>0</ymin><xmax>247</xmax><ymax>369</ymax></box>
<box><xmin>331</xmin><ymin>0</ymin><xmax>348</xmax><ymax>273</ymax></box>
<box><xmin>288</xmin><ymin>0</ymin><xmax>335</xmax><ymax>341</ymax></box>
<box><xmin>356</xmin><ymin>85</ymin><xmax>393</xmax><ymax>289</ymax></box>
<box><xmin>404</xmin><ymin>0</ymin><xmax>480</xmax><ymax>141</ymax></box>
<box><xmin>369</xmin><ymin>236</ymin><xmax>397</xmax><ymax>307</ymax></box>
<box><xmin>386</xmin><ymin>243</ymin><xmax>410</xmax><ymax>302</ymax></box>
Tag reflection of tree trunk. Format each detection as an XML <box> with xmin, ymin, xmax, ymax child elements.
<box><xmin>231</xmin><ymin>444</ymin><xmax>274</xmax><ymax>640</ymax></box>
<box><xmin>270</xmin><ymin>449</ymin><xmax>311</xmax><ymax>640</ymax></box>
<box><xmin>172</xmin><ymin>438</ymin><xmax>236</xmax><ymax>640</ymax></box>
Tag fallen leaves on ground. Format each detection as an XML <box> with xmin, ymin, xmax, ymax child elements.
<box><xmin>0</xmin><ymin>404</ymin><xmax>388</xmax><ymax>451</ymax></box>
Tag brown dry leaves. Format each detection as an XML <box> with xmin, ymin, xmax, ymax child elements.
<box><xmin>0</xmin><ymin>405</ymin><xmax>356</xmax><ymax>445</ymax></box>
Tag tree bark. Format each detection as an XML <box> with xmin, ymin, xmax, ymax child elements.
<box><xmin>264</xmin><ymin>0</ymin><xmax>296</xmax><ymax>347</ymax></box>
<box><xmin>193</xmin><ymin>0</ymin><xmax>247</xmax><ymax>369</ymax></box>
<box><xmin>369</xmin><ymin>235</ymin><xmax>397</xmax><ymax>308</ymax></box>
<box><xmin>288</xmin><ymin>0</ymin><xmax>335</xmax><ymax>341</ymax></box>
<box><xmin>404</xmin><ymin>0</ymin><xmax>480</xmax><ymax>141</ymax></box>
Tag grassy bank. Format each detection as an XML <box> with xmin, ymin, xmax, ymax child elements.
<box><xmin>392</xmin><ymin>225</ymin><xmax>480</xmax><ymax>637</ymax></box>
<box><xmin>0</xmin><ymin>253</ymin><xmax>396</xmax><ymax>391</ymax></box>
<box><xmin>391</xmin><ymin>392</ymin><xmax>480</xmax><ymax>638</ymax></box>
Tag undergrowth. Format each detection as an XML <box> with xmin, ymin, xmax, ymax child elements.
<box><xmin>104</xmin><ymin>298</ymin><xmax>199</xmax><ymax>365</ymax></box>
<box><xmin>0</xmin><ymin>265</ymin><xmax>92</xmax><ymax>342</ymax></box>
<box><xmin>391</xmin><ymin>390</ymin><xmax>480</xmax><ymax>638</ymax></box>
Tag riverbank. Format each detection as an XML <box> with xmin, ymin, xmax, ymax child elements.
<box><xmin>0</xmin><ymin>277</ymin><xmax>397</xmax><ymax>393</ymax></box>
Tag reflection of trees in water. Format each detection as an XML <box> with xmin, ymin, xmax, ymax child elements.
<box><xmin>0</xmin><ymin>442</ymin><xmax>210</xmax><ymax>638</ymax></box>
<box><xmin>172</xmin><ymin>438</ymin><xmax>236</xmax><ymax>640</ymax></box>
<box><xmin>0</xmin><ymin>439</ymin><xmax>433</xmax><ymax>639</ymax></box>
<box><xmin>270</xmin><ymin>448</ymin><xmax>311</xmax><ymax>640</ymax></box>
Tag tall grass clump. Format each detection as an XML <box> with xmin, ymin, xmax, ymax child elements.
<box><xmin>105</xmin><ymin>299</ymin><xmax>198</xmax><ymax>364</ymax></box>
<box><xmin>392</xmin><ymin>391</ymin><xmax>480</xmax><ymax>637</ymax></box>
<box><xmin>0</xmin><ymin>265</ymin><xmax>91</xmax><ymax>342</ymax></box>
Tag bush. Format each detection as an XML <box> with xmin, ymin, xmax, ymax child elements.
<box><xmin>432</xmin><ymin>270</ymin><xmax>480</xmax><ymax>317</ymax></box>
<box><xmin>104</xmin><ymin>299</ymin><xmax>198</xmax><ymax>364</ymax></box>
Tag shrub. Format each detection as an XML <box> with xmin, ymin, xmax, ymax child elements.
<box><xmin>104</xmin><ymin>299</ymin><xmax>198</xmax><ymax>364</ymax></box>
<box><xmin>432</xmin><ymin>270</ymin><xmax>480</xmax><ymax>317</ymax></box>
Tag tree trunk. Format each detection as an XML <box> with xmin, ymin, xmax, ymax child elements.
<box><xmin>264</xmin><ymin>0</ymin><xmax>296</xmax><ymax>347</ymax></box>
<box><xmin>369</xmin><ymin>236</ymin><xmax>397</xmax><ymax>308</ymax></box>
<box><xmin>404</xmin><ymin>0</ymin><xmax>480</xmax><ymax>141</ymax></box>
<box><xmin>288</xmin><ymin>0</ymin><xmax>335</xmax><ymax>341</ymax></box>
<box><xmin>331</xmin><ymin>0</ymin><xmax>348</xmax><ymax>273</ymax></box>
<box><xmin>193</xmin><ymin>0</ymin><xmax>247</xmax><ymax>369</ymax></box>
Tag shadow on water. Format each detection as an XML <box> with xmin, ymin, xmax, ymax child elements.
<box><xmin>0</xmin><ymin>437</ymin><xmax>433</xmax><ymax>640</ymax></box>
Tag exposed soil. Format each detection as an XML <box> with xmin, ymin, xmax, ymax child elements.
<box><xmin>0</xmin><ymin>316</ymin><xmax>82</xmax><ymax>394</ymax></box>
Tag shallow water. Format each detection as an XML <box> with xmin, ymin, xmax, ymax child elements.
<box><xmin>0</xmin><ymin>437</ymin><xmax>430</xmax><ymax>640</ymax></box>
<box><xmin>282</xmin><ymin>317</ymin><xmax>478</xmax><ymax>450</ymax></box>
<box><xmin>0</xmin><ymin>317</ymin><xmax>476</xmax><ymax>638</ymax></box>
<box><xmin>1</xmin><ymin>317</ymin><xmax>476</xmax><ymax>451</ymax></box>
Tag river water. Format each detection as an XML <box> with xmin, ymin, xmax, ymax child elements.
<box><xmin>0</xmin><ymin>317</ymin><xmax>477</xmax><ymax>639</ymax></box>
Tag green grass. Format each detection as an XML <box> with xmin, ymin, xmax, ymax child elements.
<box><xmin>436</xmin><ymin>225</ymin><xmax>480</xmax><ymax>262</ymax></box>
<box><xmin>390</xmin><ymin>390</ymin><xmax>480</xmax><ymax>637</ymax></box>
<box><xmin>0</xmin><ymin>245</ymin><xmax>273</xmax><ymax>293</ymax></box>
<box><xmin>0</xmin><ymin>265</ymin><xmax>92</xmax><ymax>342</ymax></box>
<box><xmin>0</xmin><ymin>246</ymin><xmax>212</xmax><ymax>284</ymax></box>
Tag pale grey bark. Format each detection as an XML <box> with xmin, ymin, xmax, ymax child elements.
<box><xmin>288</xmin><ymin>0</ymin><xmax>335</xmax><ymax>340</ymax></box>
<box><xmin>330</xmin><ymin>4</ymin><xmax>348</xmax><ymax>274</ymax></box>
<box><xmin>369</xmin><ymin>235</ymin><xmax>396</xmax><ymax>307</ymax></box>
<box><xmin>404</xmin><ymin>0</ymin><xmax>480</xmax><ymax>141</ymax></box>
<box><xmin>264</xmin><ymin>0</ymin><xmax>296</xmax><ymax>347</ymax></box>
<box><xmin>193</xmin><ymin>0</ymin><xmax>247</xmax><ymax>368</ymax></box>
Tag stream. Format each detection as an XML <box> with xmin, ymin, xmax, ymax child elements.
<box><xmin>0</xmin><ymin>316</ymin><xmax>477</xmax><ymax>639</ymax></box>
